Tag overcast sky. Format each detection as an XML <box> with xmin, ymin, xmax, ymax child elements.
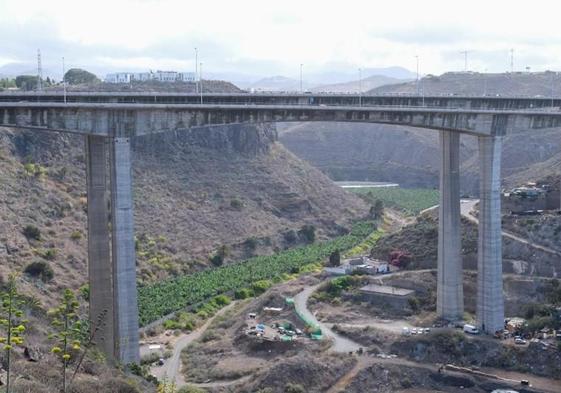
<box><xmin>2</xmin><ymin>0</ymin><xmax>561</xmax><ymax>79</ymax></box>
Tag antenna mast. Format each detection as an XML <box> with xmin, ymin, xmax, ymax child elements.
<box><xmin>37</xmin><ymin>49</ymin><xmax>43</xmax><ymax>91</ymax></box>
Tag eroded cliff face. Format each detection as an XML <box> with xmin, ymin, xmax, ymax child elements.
<box><xmin>0</xmin><ymin>123</ymin><xmax>367</xmax><ymax>304</ymax></box>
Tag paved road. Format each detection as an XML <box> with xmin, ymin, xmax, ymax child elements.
<box><xmin>293</xmin><ymin>284</ymin><xmax>361</xmax><ymax>353</ymax></box>
<box><xmin>460</xmin><ymin>199</ymin><xmax>561</xmax><ymax>257</ymax></box>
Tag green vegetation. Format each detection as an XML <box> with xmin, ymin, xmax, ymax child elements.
<box><xmin>298</xmin><ymin>224</ymin><xmax>316</xmax><ymax>243</ymax></box>
<box><xmin>64</xmin><ymin>68</ymin><xmax>100</xmax><ymax>85</ymax></box>
<box><xmin>138</xmin><ymin>221</ymin><xmax>376</xmax><ymax>325</ymax></box>
<box><xmin>0</xmin><ymin>78</ymin><xmax>16</xmax><ymax>89</ymax></box>
<box><xmin>70</xmin><ymin>231</ymin><xmax>82</xmax><ymax>241</ymax></box>
<box><xmin>23</xmin><ymin>162</ymin><xmax>47</xmax><ymax>178</ymax></box>
<box><xmin>24</xmin><ymin>261</ymin><xmax>54</xmax><ymax>282</ymax></box>
<box><xmin>0</xmin><ymin>275</ymin><xmax>28</xmax><ymax>393</ymax></box>
<box><xmin>22</xmin><ymin>224</ymin><xmax>41</xmax><ymax>241</ymax></box>
<box><xmin>351</xmin><ymin>187</ymin><xmax>439</xmax><ymax>215</ymax></box>
<box><xmin>15</xmin><ymin>75</ymin><xmax>39</xmax><ymax>90</ymax></box>
<box><xmin>49</xmin><ymin>289</ymin><xmax>85</xmax><ymax>393</ymax></box>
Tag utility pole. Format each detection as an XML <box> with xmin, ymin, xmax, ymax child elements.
<box><xmin>37</xmin><ymin>49</ymin><xmax>43</xmax><ymax>91</ymax></box>
<box><xmin>358</xmin><ymin>68</ymin><xmax>362</xmax><ymax>107</ymax></box>
<box><xmin>199</xmin><ymin>62</ymin><xmax>203</xmax><ymax>104</ymax></box>
<box><xmin>483</xmin><ymin>68</ymin><xmax>488</xmax><ymax>96</ymax></box>
<box><xmin>194</xmin><ymin>47</ymin><xmax>198</xmax><ymax>93</ymax></box>
<box><xmin>300</xmin><ymin>63</ymin><xmax>303</xmax><ymax>94</ymax></box>
<box><xmin>460</xmin><ymin>50</ymin><xmax>469</xmax><ymax>72</ymax></box>
<box><xmin>551</xmin><ymin>72</ymin><xmax>556</xmax><ymax>108</ymax></box>
<box><xmin>415</xmin><ymin>55</ymin><xmax>420</xmax><ymax>95</ymax></box>
<box><xmin>62</xmin><ymin>57</ymin><xmax>67</xmax><ymax>104</ymax></box>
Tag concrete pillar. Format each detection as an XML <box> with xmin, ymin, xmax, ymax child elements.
<box><xmin>477</xmin><ymin>136</ymin><xmax>505</xmax><ymax>334</ymax></box>
<box><xmin>85</xmin><ymin>135</ymin><xmax>114</xmax><ymax>363</ymax></box>
<box><xmin>110</xmin><ymin>137</ymin><xmax>140</xmax><ymax>364</ymax></box>
<box><xmin>437</xmin><ymin>131</ymin><xmax>464</xmax><ymax>321</ymax></box>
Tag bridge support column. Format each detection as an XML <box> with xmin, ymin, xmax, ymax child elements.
<box><xmin>437</xmin><ymin>131</ymin><xmax>464</xmax><ymax>321</ymax></box>
<box><xmin>477</xmin><ymin>136</ymin><xmax>505</xmax><ymax>334</ymax></box>
<box><xmin>85</xmin><ymin>135</ymin><xmax>115</xmax><ymax>363</ymax></box>
<box><xmin>110</xmin><ymin>137</ymin><xmax>140</xmax><ymax>364</ymax></box>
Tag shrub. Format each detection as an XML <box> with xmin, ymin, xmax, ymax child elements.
<box><xmin>283</xmin><ymin>230</ymin><xmax>298</xmax><ymax>244</ymax></box>
<box><xmin>230</xmin><ymin>198</ymin><xmax>243</xmax><ymax>210</ymax></box>
<box><xmin>70</xmin><ymin>231</ymin><xmax>82</xmax><ymax>241</ymax></box>
<box><xmin>41</xmin><ymin>248</ymin><xmax>57</xmax><ymax>261</ymax></box>
<box><xmin>244</xmin><ymin>237</ymin><xmax>258</xmax><ymax>251</ymax></box>
<box><xmin>285</xmin><ymin>383</ymin><xmax>306</xmax><ymax>393</ymax></box>
<box><xmin>213</xmin><ymin>294</ymin><xmax>231</xmax><ymax>306</ymax></box>
<box><xmin>251</xmin><ymin>280</ymin><xmax>272</xmax><ymax>295</ymax></box>
<box><xmin>210</xmin><ymin>254</ymin><xmax>223</xmax><ymax>267</ymax></box>
<box><xmin>408</xmin><ymin>297</ymin><xmax>420</xmax><ymax>311</ymax></box>
<box><xmin>234</xmin><ymin>288</ymin><xmax>254</xmax><ymax>299</ymax></box>
<box><xmin>298</xmin><ymin>225</ymin><xmax>316</xmax><ymax>243</ymax></box>
<box><xmin>24</xmin><ymin>261</ymin><xmax>54</xmax><ymax>282</ymax></box>
<box><xmin>23</xmin><ymin>225</ymin><xmax>41</xmax><ymax>241</ymax></box>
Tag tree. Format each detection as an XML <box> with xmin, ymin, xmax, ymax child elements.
<box><xmin>328</xmin><ymin>250</ymin><xmax>341</xmax><ymax>267</ymax></box>
<box><xmin>370</xmin><ymin>199</ymin><xmax>384</xmax><ymax>219</ymax></box>
<box><xmin>15</xmin><ymin>75</ymin><xmax>39</xmax><ymax>90</ymax></box>
<box><xmin>64</xmin><ymin>68</ymin><xmax>99</xmax><ymax>85</ymax></box>
<box><xmin>49</xmin><ymin>289</ymin><xmax>84</xmax><ymax>393</ymax></box>
<box><xmin>0</xmin><ymin>275</ymin><xmax>28</xmax><ymax>393</ymax></box>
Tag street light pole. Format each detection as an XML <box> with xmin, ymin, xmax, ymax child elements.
<box><xmin>415</xmin><ymin>55</ymin><xmax>420</xmax><ymax>95</ymax></box>
<box><xmin>199</xmin><ymin>62</ymin><xmax>203</xmax><ymax>104</ymax></box>
<box><xmin>300</xmin><ymin>63</ymin><xmax>303</xmax><ymax>94</ymax></box>
<box><xmin>358</xmin><ymin>68</ymin><xmax>362</xmax><ymax>107</ymax></box>
<box><xmin>62</xmin><ymin>57</ymin><xmax>67</xmax><ymax>104</ymax></box>
<box><xmin>194</xmin><ymin>47</ymin><xmax>198</xmax><ymax>93</ymax></box>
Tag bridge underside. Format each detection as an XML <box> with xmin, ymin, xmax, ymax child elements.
<box><xmin>3</xmin><ymin>104</ymin><xmax>561</xmax><ymax>138</ymax></box>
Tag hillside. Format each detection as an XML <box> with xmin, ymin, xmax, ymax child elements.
<box><xmin>311</xmin><ymin>75</ymin><xmax>408</xmax><ymax>93</ymax></box>
<box><xmin>370</xmin><ymin>71</ymin><xmax>561</xmax><ymax>96</ymax></box>
<box><xmin>0</xmin><ymin>124</ymin><xmax>368</xmax><ymax>306</ymax></box>
<box><xmin>279</xmin><ymin>72</ymin><xmax>561</xmax><ymax>193</ymax></box>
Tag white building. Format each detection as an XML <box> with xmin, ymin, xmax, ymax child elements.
<box><xmin>105</xmin><ymin>73</ymin><xmax>131</xmax><ymax>83</ymax></box>
<box><xmin>104</xmin><ymin>70</ymin><xmax>196</xmax><ymax>84</ymax></box>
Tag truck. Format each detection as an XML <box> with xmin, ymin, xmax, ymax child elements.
<box><xmin>463</xmin><ymin>324</ymin><xmax>480</xmax><ymax>335</ymax></box>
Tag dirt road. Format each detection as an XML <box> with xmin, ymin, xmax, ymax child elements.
<box><xmin>294</xmin><ymin>284</ymin><xmax>362</xmax><ymax>353</ymax></box>
<box><xmin>148</xmin><ymin>302</ymin><xmax>236</xmax><ymax>386</ymax></box>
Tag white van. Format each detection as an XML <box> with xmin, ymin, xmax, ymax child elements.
<box><xmin>463</xmin><ymin>324</ymin><xmax>480</xmax><ymax>335</ymax></box>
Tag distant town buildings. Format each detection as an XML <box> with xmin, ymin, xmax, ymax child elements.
<box><xmin>104</xmin><ymin>71</ymin><xmax>196</xmax><ymax>84</ymax></box>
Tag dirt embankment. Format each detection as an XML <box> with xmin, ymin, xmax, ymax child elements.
<box><xmin>390</xmin><ymin>331</ymin><xmax>561</xmax><ymax>380</ymax></box>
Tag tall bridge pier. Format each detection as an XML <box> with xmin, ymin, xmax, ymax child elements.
<box><xmin>85</xmin><ymin>135</ymin><xmax>140</xmax><ymax>365</ymax></box>
<box><xmin>437</xmin><ymin>133</ymin><xmax>505</xmax><ymax>334</ymax></box>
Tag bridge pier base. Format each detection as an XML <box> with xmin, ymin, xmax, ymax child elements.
<box><xmin>110</xmin><ymin>137</ymin><xmax>140</xmax><ymax>364</ymax></box>
<box><xmin>476</xmin><ymin>136</ymin><xmax>505</xmax><ymax>335</ymax></box>
<box><xmin>85</xmin><ymin>135</ymin><xmax>115</xmax><ymax>363</ymax></box>
<box><xmin>437</xmin><ymin>131</ymin><xmax>464</xmax><ymax>321</ymax></box>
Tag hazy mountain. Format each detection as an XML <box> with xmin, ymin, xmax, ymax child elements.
<box><xmin>312</xmin><ymin>75</ymin><xmax>410</xmax><ymax>93</ymax></box>
<box><xmin>247</xmin><ymin>75</ymin><xmax>314</xmax><ymax>92</ymax></box>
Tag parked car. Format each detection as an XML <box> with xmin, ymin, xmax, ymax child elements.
<box><xmin>463</xmin><ymin>324</ymin><xmax>480</xmax><ymax>335</ymax></box>
<box><xmin>515</xmin><ymin>338</ymin><xmax>527</xmax><ymax>345</ymax></box>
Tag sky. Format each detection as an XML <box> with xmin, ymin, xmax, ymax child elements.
<box><xmin>1</xmin><ymin>0</ymin><xmax>561</xmax><ymax>81</ymax></box>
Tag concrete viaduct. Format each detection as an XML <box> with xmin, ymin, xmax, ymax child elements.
<box><xmin>1</xmin><ymin>91</ymin><xmax>560</xmax><ymax>364</ymax></box>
